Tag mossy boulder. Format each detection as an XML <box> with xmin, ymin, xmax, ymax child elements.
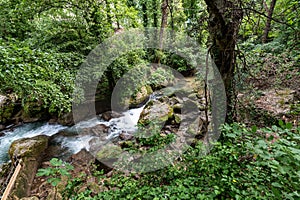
<box><xmin>129</xmin><ymin>85</ymin><xmax>153</xmax><ymax>108</ymax></box>
<box><xmin>138</xmin><ymin>100</ymin><xmax>174</xmax><ymax>126</ymax></box>
<box><xmin>9</xmin><ymin>135</ymin><xmax>49</xmax><ymax>161</ymax></box>
<box><xmin>0</xmin><ymin>94</ymin><xmax>16</xmax><ymax>124</ymax></box>
<box><xmin>96</xmin><ymin>144</ymin><xmax>122</xmax><ymax>161</ymax></box>
<box><xmin>8</xmin><ymin>135</ymin><xmax>49</xmax><ymax>199</ymax></box>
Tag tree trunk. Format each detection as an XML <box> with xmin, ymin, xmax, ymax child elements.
<box><xmin>159</xmin><ymin>0</ymin><xmax>168</xmax><ymax>49</ymax></box>
<box><xmin>153</xmin><ymin>0</ymin><xmax>159</xmax><ymax>27</ymax></box>
<box><xmin>157</xmin><ymin>0</ymin><xmax>169</xmax><ymax>64</ymax></box>
<box><xmin>142</xmin><ymin>2</ymin><xmax>148</xmax><ymax>27</ymax></box>
<box><xmin>262</xmin><ymin>0</ymin><xmax>277</xmax><ymax>43</ymax></box>
<box><xmin>204</xmin><ymin>0</ymin><xmax>243</xmax><ymax>123</ymax></box>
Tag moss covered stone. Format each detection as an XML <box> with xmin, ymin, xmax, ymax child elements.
<box><xmin>9</xmin><ymin>135</ymin><xmax>49</xmax><ymax>161</ymax></box>
<box><xmin>129</xmin><ymin>85</ymin><xmax>153</xmax><ymax>108</ymax></box>
<box><xmin>8</xmin><ymin>135</ymin><xmax>49</xmax><ymax>198</ymax></box>
<box><xmin>0</xmin><ymin>94</ymin><xmax>15</xmax><ymax>124</ymax></box>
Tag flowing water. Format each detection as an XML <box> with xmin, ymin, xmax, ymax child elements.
<box><xmin>0</xmin><ymin>105</ymin><xmax>145</xmax><ymax>165</ymax></box>
<box><xmin>0</xmin><ymin>123</ymin><xmax>66</xmax><ymax>164</ymax></box>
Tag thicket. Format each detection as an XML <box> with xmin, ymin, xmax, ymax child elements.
<box><xmin>39</xmin><ymin>122</ymin><xmax>300</xmax><ymax>199</ymax></box>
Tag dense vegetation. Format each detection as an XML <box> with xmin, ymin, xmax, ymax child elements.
<box><xmin>0</xmin><ymin>0</ymin><xmax>299</xmax><ymax>199</ymax></box>
<box><xmin>39</xmin><ymin>122</ymin><xmax>300</xmax><ymax>199</ymax></box>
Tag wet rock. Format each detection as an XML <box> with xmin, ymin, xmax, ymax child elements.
<box><xmin>8</xmin><ymin>135</ymin><xmax>49</xmax><ymax>199</ymax></box>
<box><xmin>0</xmin><ymin>132</ymin><xmax>5</xmax><ymax>137</ymax></box>
<box><xmin>9</xmin><ymin>135</ymin><xmax>49</xmax><ymax>162</ymax></box>
<box><xmin>0</xmin><ymin>94</ymin><xmax>16</xmax><ymax>124</ymax></box>
<box><xmin>81</xmin><ymin>124</ymin><xmax>109</xmax><ymax>137</ymax></box>
<box><xmin>48</xmin><ymin>118</ymin><xmax>57</xmax><ymax>124</ymax></box>
<box><xmin>129</xmin><ymin>85</ymin><xmax>153</xmax><ymax>108</ymax></box>
<box><xmin>0</xmin><ymin>124</ymin><xmax>5</xmax><ymax>131</ymax></box>
<box><xmin>57</xmin><ymin>112</ymin><xmax>74</xmax><ymax>126</ymax></box>
<box><xmin>21</xmin><ymin>100</ymin><xmax>50</xmax><ymax>123</ymax></box>
<box><xmin>119</xmin><ymin>132</ymin><xmax>134</xmax><ymax>140</ymax></box>
<box><xmin>101</xmin><ymin>111</ymin><xmax>123</xmax><ymax>121</ymax></box>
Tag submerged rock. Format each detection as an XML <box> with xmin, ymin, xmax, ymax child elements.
<box><xmin>0</xmin><ymin>132</ymin><xmax>5</xmax><ymax>137</ymax></box>
<box><xmin>101</xmin><ymin>111</ymin><xmax>123</xmax><ymax>121</ymax></box>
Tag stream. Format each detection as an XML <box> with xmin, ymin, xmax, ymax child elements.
<box><xmin>0</xmin><ymin>105</ymin><xmax>145</xmax><ymax>165</ymax></box>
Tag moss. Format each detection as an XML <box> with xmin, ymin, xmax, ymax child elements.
<box><xmin>9</xmin><ymin>135</ymin><xmax>49</xmax><ymax>161</ymax></box>
<box><xmin>96</xmin><ymin>145</ymin><xmax>122</xmax><ymax>160</ymax></box>
<box><xmin>0</xmin><ymin>101</ymin><xmax>14</xmax><ymax>124</ymax></box>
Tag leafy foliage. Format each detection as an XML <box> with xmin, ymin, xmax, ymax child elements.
<box><xmin>37</xmin><ymin>158</ymin><xmax>74</xmax><ymax>187</ymax></box>
<box><xmin>49</xmin><ymin>122</ymin><xmax>300</xmax><ymax>199</ymax></box>
<box><xmin>0</xmin><ymin>39</ymin><xmax>83</xmax><ymax>115</ymax></box>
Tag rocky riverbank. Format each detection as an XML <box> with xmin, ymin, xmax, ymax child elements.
<box><xmin>1</xmin><ymin>76</ymin><xmax>209</xmax><ymax>199</ymax></box>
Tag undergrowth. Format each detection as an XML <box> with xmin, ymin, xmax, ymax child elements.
<box><xmin>40</xmin><ymin>121</ymin><xmax>300</xmax><ymax>199</ymax></box>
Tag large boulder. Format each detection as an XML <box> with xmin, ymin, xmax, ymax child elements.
<box><xmin>138</xmin><ymin>99</ymin><xmax>174</xmax><ymax>126</ymax></box>
<box><xmin>138</xmin><ymin>81</ymin><xmax>208</xmax><ymax>143</ymax></box>
<box><xmin>8</xmin><ymin>135</ymin><xmax>49</xmax><ymax>199</ymax></box>
<box><xmin>129</xmin><ymin>85</ymin><xmax>153</xmax><ymax>108</ymax></box>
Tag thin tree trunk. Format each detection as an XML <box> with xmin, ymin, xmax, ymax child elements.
<box><xmin>153</xmin><ymin>0</ymin><xmax>158</xmax><ymax>27</ymax></box>
<box><xmin>157</xmin><ymin>0</ymin><xmax>169</xmax><ymax>64</ymax></box>
<box><xmin>142</xmin><ymin>2</ymin><xmax>148</xmax><ymax>27</ymax></box>
<box><xmin>262</xmin><ymin>0</ymin><xmax>277</xmax><ymax>43</ymax></box>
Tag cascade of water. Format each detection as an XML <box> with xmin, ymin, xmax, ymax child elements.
<box><xmin>0</xmin><ymin>104</ymin><xmax>147</xmax><ymax>164</ymax></box>
<box><xmin>0</xmin><ymin>123</ymin><xmax>66</xmax><ymax>164</ymax></box>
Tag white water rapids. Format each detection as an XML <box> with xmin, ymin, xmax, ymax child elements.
<box><xmin>0</xmin><ymin>106</ymin><xmax>145</xmax><ymax>165</ymax></box>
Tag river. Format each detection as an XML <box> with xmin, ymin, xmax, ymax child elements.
<box><xmin>0</xmin><ymin>105</ymin><xmax>145</xmax><ymax>165</ymax></box>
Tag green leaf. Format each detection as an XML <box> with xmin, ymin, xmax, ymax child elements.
<box><xmin>279</xmin><ymin>120</ymin><xmax>284</xmax><ymax>128</ymax></box>
<box><xmin>251</xmin><ymin>125</ymin><xmax>257</xmax><ymax>133</ymax></box>
<box><xmin>36</xmin><ymin>168</ymin><xmax>52</xmax><ymax>176</ymax></box>
<box><xmin>48</xmin><ymin>177</ymin><xmax>61</xmax><ymax>187</ymax></box>
<box><xmin>50</xmin><ymin>158</ymin><xmax>63</xmax><ymax>167</ymax></box>
<box><xmin>285</xmin><ymin>123</ymin><xmax>292</xmax><ymax>130</ymax></box>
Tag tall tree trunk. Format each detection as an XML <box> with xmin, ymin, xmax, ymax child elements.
<box><xmin>142</xmin><ymin>2</ymin><xmax>148</xmax><ymax>27</ymax></box>
<box><xmin>153</xmin><ymin>0</ymin><xmax>159</xmax><ymax>27</ymax></box>
<box><xmin>157</xmin><ymin>0</ymin><xmax>169</xmax><ymax>64</ymax></box>
<box><xmin>204</xmin><ymin>0</ymin><xmax>243</xmax><ymax>123</ymax></box>
<box><xmin>262</xmin><ymin>0</ymin><xmax>277</xmax><ymax>43</ymax></box>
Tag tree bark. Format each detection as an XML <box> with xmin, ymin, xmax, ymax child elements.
<box><xmin>262</xmin><ymin>0</ymin><xmax>277</xmax><ymax>43</ymax></box>
<box><xmin>153</xmin><ymin>0</ymin><xmax>159</xmax><ymax>27</ymax></box>
<box><xmin>157</xmin><ymin>0</ymin><xmax>169</xmax><ymax>64</ymax></box>
<box><xmin>204</xmin><ymin>0</ymin><xmax>243</xmax><ymax>123</ymax></box>
<box><xmin>159</xmin><ymin>0</ymin><xmax>169</xmax><ymax>49</ymax></box>
<box><xmin>142</xmin><ymin>2</ymin><xmax>148</xmax><ymax>27</ymax></box>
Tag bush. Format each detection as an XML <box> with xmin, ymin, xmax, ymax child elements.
<box><xmin>0</xmin><ymin>39</ymin><xmax>83</xmax><ymax>115</ymax></box>
<box><xmin>66</xmin><ymin>122</ymin><xmax>300</xmax><ymax>199</ymax></box>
